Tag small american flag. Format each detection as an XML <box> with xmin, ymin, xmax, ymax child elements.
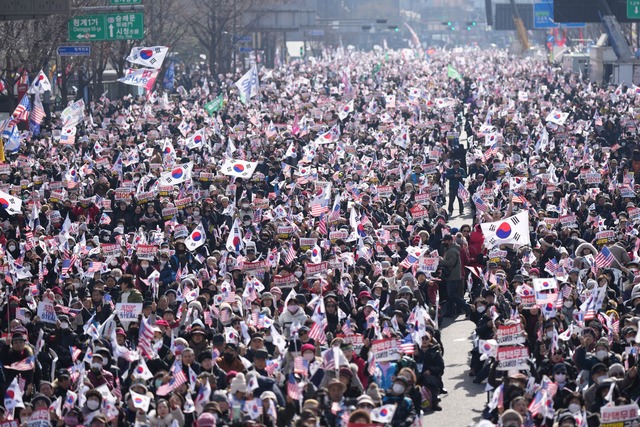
<box><xmin>284</xmin><ymin>243</ymin><xmax>296</xmax><ymax>265</ymax></box>
<box><xmin>308</xmin><ymin>321</ymin><xmax>327</xmax><ymax>344</ymax></box>
<box><xmin>483</xmin><ymin>142</ymin><xmax>498</xmax><ymax>161</ymax></box>
<box><xmin>294</xmin><ymin>356</ymin><xmax>308</xmax><ymax>376</ymax></box>
<box><xmin>317</xmin><ymin>214</ymin><xmax>327</xmax><ymax>235</ymax></box>
<box><xmin>287</xmin><ymin>374</ymin><xmax>302</xmax><ymax>400</ymax></box>
<box><xmin>595</xmin><ymin>246</ymin><xmax>614</xmax><ymax>268</ymax></box>
<box><xmin>342</xmin><ymin>319</ymin><xmax>354</xmax><ymax>336</ymax></box>
<box><xmin>12</xmin><ymin>94</ymin><xmax>31</xmax><ymax>122</ymax></box>
<box><xmin>545</xmin><ymin>259</ymin><xmax>559</xmax><ymax>274</ymax></box>
<box><xmin>87</xmin><ymin>261</ymin><xmax>103</xmax><ymax>273</ymax></box>
<box><xmin>528</xmin><ymin>390</ymin><xmax>545</xmax><ymax>417</ymax></box>
<box><xmin>7</xmin><ymin>355</ymin><xmax>36</xmax><ymax>371</ymax></box>
<box><xmin>457</xmin><ymin>182</ymin><xmax>470</xmax><ymax>203</ymax></box>
<box><xmin>398</xmin><ymin>335</ymin><xmax>415</xmax><ymax>355</ymax></box>
<box><xmin>512</xmin><ymin>191</ymin><xmax>527</xmax><ymax>205</ymax></box>
<box><xmin>472</xmin><ymin>193</ymin><xmax>488</xmax><ymax>213</ymax></box>
<box><xmin>31</xmin><ymin>93</ymin><xmax>46</xmax><ymax>125</ymax></box>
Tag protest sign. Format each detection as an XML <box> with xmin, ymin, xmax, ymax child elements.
<box><xmin>371</xmin><ymin>338</ymin><xmax>401</xmax><ymax>362</ymax></box>
<box><xmin>26</xmin><ymin>410</ymin><xmax>50</xmax><ymax>427</ymax></box>
<box><xmin>496</xmin><ymin>323</ymin><xmax>526</xmax><ymax>346</ymax></box>
<box><xmin>136</xmin><ymin>244</ymin><xmax>158</xmax><ymax>260</ymax></box>
<box><xmin>115</xmin><ymin>303</ymin><xmax>143</xmax><ymax>322</ymax></box>
<box><xmin>37</xmin><ymin>301</ymin><xmax>58</xmax><ymax>324</ymax></box>
<box><xmin>600</xmin><ymin>403</ymin><xmax>639</xmax><ymax>427</ymax></box>
<box><xmin>496</xmin><ymin>346</ymin><xmax>529</xmax><ymax>371</ymax></box>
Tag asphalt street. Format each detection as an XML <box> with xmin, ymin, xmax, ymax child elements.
<box><xmin>425</xmin><ymin>209</ymin><xmax>488</xmax><ymax>426</ymax></box>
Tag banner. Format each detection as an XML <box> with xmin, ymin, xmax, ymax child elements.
<box><xmin>115</xmin><ymin>303</ymin><xmax>143</xmax><ymax>322</ymax></box>
<box><xmin>118</xmin><ymin>68</ymin><xmax>159</xmax><ymax>91</ymax></box>
<box><xmin>371</xmin><ymin>338</ymin><xmax>400</xmax><ymax>362</ymax></box>
<box><xmin>600</xmin><ymin>403</ymin><xmax>639</xmax><ymax>427</ymax></box>
<box><xmin>496</xmin><ymin>323</ymin><xmax>526</xmax><ymax>346</ymax></box>
<box><xmin>37</xmin><ymin>301</ymin><xmax>58</xmax><ymax>324</ymax></box>
<box><xmin>496</xmin><ymin>346</ymin><xmax>529</xmax><ymax>371</ymax></box>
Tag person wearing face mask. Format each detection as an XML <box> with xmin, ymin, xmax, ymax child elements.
<box><xmin>583</xmin><ymin>363</ymin><xmax>610</xmax><ymax>410</ymax></box>
<box><xmin>563</xmin><ymin>392</ymin><xmax>586</xmax><ymax>416</ymax></box>
<box><xmin>215</xmin><ymin>343</ymin><xmax>246</xmax><ymax>374</ymax></box>
<box><xmin>381</xmin><ymin>376</ymin><xmax>416</xmax><ymax>427</ymax></box>
<box><xmin>86</xmin><ymin>351</ymin><xmax>115</xmax><ymax>390</ymax></box>
<box><xmin>81</xmin><ymin>389</ymin><xmax>104</xmax><ymax>423</ymax></box>
<box><xmin>549</xmin><ymin>363</ymin><xmax>577</xmax><ymax>409</ymax></box>
<box><xmin>278</xmin><ymin>297</ymin><xmax>308</xmax><ymax>337</ymax></box>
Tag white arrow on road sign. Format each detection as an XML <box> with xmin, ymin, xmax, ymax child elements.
<box><xmin>109</xmin><ymin>24</ymin><xmax>114</xmax><ymax>38</ymax></box>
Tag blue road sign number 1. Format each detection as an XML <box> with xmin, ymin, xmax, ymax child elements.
<box><xmin>57</xmin><ymin>46</ymin><xmax>92</xmax><ymax>56</ymax></box>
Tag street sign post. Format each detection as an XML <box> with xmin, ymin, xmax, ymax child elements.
<box><xmin>533</xmin><ymin>2</ymin><xmax>585</xmax><ymax>29</ymax></box>
<box><xmin>629</xmin><ymin>0</ymin><xmax>640</xmax><ymax>18</ymax></box>
<box><xmin>68</xmin><ymin>12</ymin><xmax>144</xmax><ymax>41</ymax></box>
<box><xmin>57</xmin><ymin>46</ymin><xmax>91</xmax><ymax>56</ymax></box>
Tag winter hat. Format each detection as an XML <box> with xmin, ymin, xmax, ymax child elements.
<box><xmin>230</xmin><ymin>372</ymin><xmax>247</xmax><ymax>394</ymax></box>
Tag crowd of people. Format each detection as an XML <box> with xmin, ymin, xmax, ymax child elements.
<box><xmin>0</xmin><ymin>44</ymin><xmax>638</xmax><ymax>427</ymax></box>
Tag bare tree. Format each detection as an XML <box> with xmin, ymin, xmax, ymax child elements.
<box><xmin>183</xmin><ymin>0</ymin><xmax>257</xmax><ymax>79</ymax></box>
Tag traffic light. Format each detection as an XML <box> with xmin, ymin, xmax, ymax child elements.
<box><xmin>473</xmin><ymin>21</ymin><xmax>477</xmax><ymax>26</ymax></box>
<box><xmin>299</xmin><ymin>46</ymin><xmax>304</xmax><ymax>56</ymax></box>
<box><xmin>467</xmin><ymin>26</ymin><xmax>471</xmax><ymax>30</ymax></box>
<box><xmin>447</xmin><ymin>21</ymin><xmax>452</xmax><ymax>26</ymax></box>
<box><xmin>388</xmin><ymin>25</ymin><xmax>399</xmax><ymax>32</ymax></box>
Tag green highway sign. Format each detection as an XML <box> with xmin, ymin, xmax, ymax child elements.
<box><xmin>110</xmin><ymin>0</ymin><xmax>142</xmax><ymax>4</ymax></box>
<box><xmin>68</xmin><ymin>12</ymin><xmax>144</xmax><ymax>41</ymax></box>
<box><xmin>629</xmin><ymin>0</ymin><xmax>640</xmax><ymax>18</ymax></box>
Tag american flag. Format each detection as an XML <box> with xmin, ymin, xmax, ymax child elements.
<box><xmin>309</xmin><ymin>321</ymin><xmax>327</xmax><ymax>344</ymax></box>
<box><xmin>87</xmin><ymin>261</ymin><xmax>104</xmax><ymax>273</ymax></box>
<box><xmin>294</xmin><ymin>356</ymin><xmax>308</xmax><ymax>376</ymax></box>
<box><xmin>472</xmin><ymin>194</ymin><xmax>488</xmax><ymax>213</ymax></box>
<box><xmin>137</xmin><ymin>316</ymin><xmax>157</xmax><ymax>359</ymax></box>
<box><xmin>12</xmin><ymin>95</ymin><xmax>31</xmax><ymax>122</ymax></box>
<box><xmin>61</xmin><ymin>258</ymin><xmax>72</xmax><ymax>277</ymax></box>
<box><xmin>367</xmin><ymin>352</ymin><xmax>376</xmax><ymax>376</ymax></box>
<box><xmin>528</xmin><ymin>390</ymin><xmax>546</xmax><ymax>417</ymax></box>
<box><xmin>398</xmin><ymin>335</ymin><xmax>415</xmax><ymax>355</ymax></box>
<box><xmin>594</xmin><ymin>246</ymin><xmax>614</xmax><ymax>268</ymax></box>
<box><xmin>265</xmin><ymin>359</ymin><xmax>280</xmax><ymax>376</ymax></box>
<box><xmin>6</xmin><ymin>355</ymin><xmax>36</xmax><ymax>371</ymax></box>
<box><xmin>483</xmin><ymin>142</ymin><xmax>498</xmax><ymax>161</ymax></box>
<box><xmin>512</xmin><ymin>191</ymin><xmax>527</xmax><ymax>205</ymax></box>
<box><xmin>457</xmin><ymin>182</ymin><xmax>470</xmax><ymax>203</ymax></box>
<box><xmin>157</xmin><ymin>363</ymin><xmax>188</xmax><ymax>396</ymax></box>
<box><xmin>287</xmin><ymin>374</ymin><xmax>302</xmax><ymax>400</ymax></box>
<box><xmin>310</xmin><ymin>201</ymin><xmax>329</xmax><ymax>217</ymax></box>
<box><xmin>317</xmin><ymin>214</ymin><xmax>327</xmax><ymax>235</ymax></box>
<box><xmin>342</xmin><ymin>319</ymin><xmax>354</xmax><ymax>336</ymax></box>
<box><xmin>284</xmin><ymin>242</ymin><xmax>296</xmax><ymax>265</ymax></box>
<box><xmin>545</xmin><ymin>259</ymin><xmax>559</xmax><ymax>274</ymax></box>
<box><xmin>31</xmin><ymin>93</ymin><xmax>45</xmax><ymax>125</ymax></box>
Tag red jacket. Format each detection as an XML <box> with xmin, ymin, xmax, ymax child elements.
<box><xmin>351</xmin><ymin>353</ymin><xmax>368</xmax><ymax>388</ymax></box>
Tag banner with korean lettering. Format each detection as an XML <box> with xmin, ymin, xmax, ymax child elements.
<box><xmin>496</xmin><ymin>346</ymin><xmax>529</xmax><ymax>371</ymax></box>
<box><xmin>600</xmin><ymin>403</ymin><xmax>639</xmax><ymax>427</ymax></box>
<box><xmin>371</xmin><ymin>338</ymin><xmax>401</xmax><ymax>362</ymax></box>
<box><xmin>496</xmin><ymin>323</ymin><xmax>526</xmax><ymax>346</ymax></box>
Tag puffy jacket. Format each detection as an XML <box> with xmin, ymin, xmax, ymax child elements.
<box><xmin>441</xmin><ymin>244</ymin><xmax>462</xmax><ymax>281</ymax></box>
<box><xmin>278</xmin><ymin>307</ymin><xmax>307</xmax><ymax>336</ymax></box>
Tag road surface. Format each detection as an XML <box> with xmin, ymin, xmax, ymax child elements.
<box><xmin>426</xmin><ymin>210</ymin><xmax>487</xmax><ymax>426</ymax></box>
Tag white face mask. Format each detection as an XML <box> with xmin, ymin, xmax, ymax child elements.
<box><xmin>596</xmin><ymin>350</ymin><xmax>608</xmax><ymax>360</ymax></box>
<box><xmin>86</xmin><ymin>400</ymin><xmax>100</xmax><ymax>410</ymax></box>
<box><xmin>358</xmin><ymin>274</ymin><xmax>364</xmax><ymax>280</ymax></box>
<box><xmin>288</xmin><ymin>305</ymin><xmax>299</xmax><ymax>314</ymax></box>
<box><xmin>141</xmin><ymin>262</ymin><xmax>149</xmax><ymax>268</ymax></box>
<box><xmin>564</xmin><ymin>301</ymin><xmax>573</xmax><ymax>308</ymax></box>
<box><xmin>303</xmin><ymin>352</ymin><xmax>315</xmax><ymax>362</ymax></box>
<box><xmin>555</xmin><ymin>373</ymin><xmax>566</xmax><ymax>383</ymax></box>
<box><xmin>547</xmin><ymin>331</ymin><xmax>555</xmax><ymax>339</ymax></box>
<box><xmin>568</xmin><ymin>403</ymin><xmax>581</xmax><ymax>413</ymax></box>
<box><xmin>8</xmin><ymin>245</ymin><xmax>15</xmax><ymax>251</ymax></box>
<box><xmin>392</xmin><ymin>383</ymin><xmax>406</xmax><ymax>395</ymax></box>
<box><xmin>294</xmin><ymin>271</ymin><xmax>303</xmax><ymax>278</ymax></box>
<box><xmin>596</xmin><ymin>374</ymin><xmax>608</xmax><ymax>384</ymax></box>
<box><xmin>476</xmin><ymin>305</ymin><xmax>486</xmax><ymax>313</ymax></box>
<box><xmin>91</xmin><ymin>363</ymin><xmax>102</xmax><ymax>370</ymax></box>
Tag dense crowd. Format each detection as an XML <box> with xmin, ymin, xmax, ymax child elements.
<box><xmin>0</xmin><ymin>45</ymin><xmax>638</xmax><ymax>427</ymax></box>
